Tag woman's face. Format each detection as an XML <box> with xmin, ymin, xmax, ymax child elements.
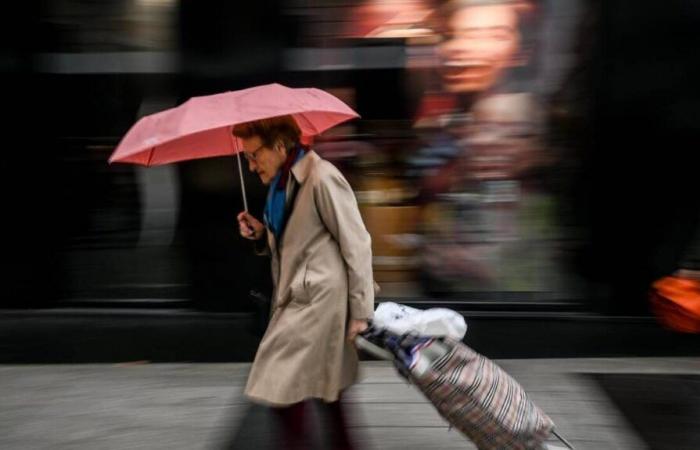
<box><xmin>241</xmin><ymin>135</ymin><xmax>287</xmax><ymax>185</ymax></box>
<box><xmin>437</xmin><ymin>4</ymin><xmax>520</xmax><ymax>93</ymax></box>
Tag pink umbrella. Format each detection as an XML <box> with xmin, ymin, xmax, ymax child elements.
<box><xmin>109</xmin><ymin>83</ymin><xmax>359</xmax><ymax>210</ymax></box>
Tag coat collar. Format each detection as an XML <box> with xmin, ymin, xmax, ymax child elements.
<box><xmin>290</xmin><ymin>150</ymin><xmax>319</xmax><ymax>184</ymax></box>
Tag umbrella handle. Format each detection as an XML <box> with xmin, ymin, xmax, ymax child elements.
<box><xmin>231</xmin><ymin>132</ymin><xmax>249</xmax><ymax>212</ymax></box>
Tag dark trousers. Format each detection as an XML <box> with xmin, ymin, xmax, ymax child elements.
<box><xmin>272</xmin><ymin>394</ymin><xmax>355</xmax><ymax>450</ymax></box>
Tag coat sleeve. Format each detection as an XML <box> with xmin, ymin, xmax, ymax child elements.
<box><xmin>313</xmin><ymin>162</ymin><xmax>375</xmax><ymax>320</ymax></box>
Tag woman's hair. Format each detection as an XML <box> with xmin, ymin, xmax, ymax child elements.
<box><xmin>232</xmin><ymin>115</ymin><xmax>301</xmax><ymax>151</ymax></box>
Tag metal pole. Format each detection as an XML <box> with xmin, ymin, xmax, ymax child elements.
<box><xmin>231</xmin><ymin>131</ymin><xmax>249</xmax><ymax>212</ymax></box>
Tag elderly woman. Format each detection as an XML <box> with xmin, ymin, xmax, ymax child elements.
<box><xmin>236</xmin><ymin>115</ymin><xmax>375</xmax><ymax>449</ymax></box>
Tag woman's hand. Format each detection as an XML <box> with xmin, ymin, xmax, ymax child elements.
<box><xmin>237</xmin><ymin>211</ymin><xmax>265</xmax><ymax>240</ymax></box>
<box><xmin>347</xmin><ymin>319</ymin><xmax>369</xmax><ymax>344</ymax></box>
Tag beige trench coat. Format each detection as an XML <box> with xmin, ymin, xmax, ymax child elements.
<box><xmin>244</xmin><ymin>151</ymin><xmax>375</xmax><ymax>406</ymax></box>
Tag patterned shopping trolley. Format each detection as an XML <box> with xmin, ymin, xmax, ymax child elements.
<box><xmin>356</xmin><ymin>327</ymin><xmax>574</xmax><ymax>450</ymax></box>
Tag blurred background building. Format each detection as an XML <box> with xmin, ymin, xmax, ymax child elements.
<box><xmin>3</xmin><ymin>0</ymin><xmax>698</xmax><ymax>319</ymax></box>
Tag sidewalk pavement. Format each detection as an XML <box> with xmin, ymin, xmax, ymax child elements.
<box><xmin>2</xmin><ymin>357</ymin><xmax>699</xmax><ymax>450</ymax></box>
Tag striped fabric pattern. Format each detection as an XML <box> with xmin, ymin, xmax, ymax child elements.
<box><xmin>410</xmin><ymin>338</ymin><xmax>554</xmax><ymax>450</ymax></box>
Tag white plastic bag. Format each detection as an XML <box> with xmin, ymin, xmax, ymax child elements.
<box><xmin>373</xmin><ymin>302</ymin><xmax>467</xmax><ymax>340</ymax></box>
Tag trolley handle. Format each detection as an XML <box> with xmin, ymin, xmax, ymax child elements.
<box><xmin>355</xmin><ymin>335</ymin><xmax>394</xmax><ymax>361</ymax></box>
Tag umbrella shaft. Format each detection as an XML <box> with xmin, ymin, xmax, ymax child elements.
<box><xmin>236</xmin><ymin>151</ymin><xmax>249</xmax><ymax>212</ymax></box>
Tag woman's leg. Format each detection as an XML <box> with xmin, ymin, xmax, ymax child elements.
<box><xmin>319</xmin><ymin>393</ymin><xmax>356</xmax><ymax>450</ymax></box>
<box><xmin>272</xmin><ymin>401</ymin><xmax>308</xmax><ymax>450</ymax></box>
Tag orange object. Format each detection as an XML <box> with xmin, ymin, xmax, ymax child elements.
<box><xmin>650</xmin><ymin>276</ymin><xmax>700</xmax><ymax>333</ymax></box>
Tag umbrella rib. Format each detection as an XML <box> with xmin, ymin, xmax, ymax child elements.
<box><xmin>146</xmin><ymin>147</ymin><xmax>155</xmax><ymax>166</ymax></box>
<box><xmin>294</xmin><ymin>113</ymin><xmax>319</xmax><ymax>135</ymax></box>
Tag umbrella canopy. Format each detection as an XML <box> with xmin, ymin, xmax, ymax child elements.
<box><xmin>109</xmin><ymin>83</ymin><xmax>359</xmax><ymax>166</ymax></box>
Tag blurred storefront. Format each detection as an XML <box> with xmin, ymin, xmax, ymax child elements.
<box><xmin>8</xmin><ymin>0</ymin><xmax>696</xmax><ymax>316</ymax></box>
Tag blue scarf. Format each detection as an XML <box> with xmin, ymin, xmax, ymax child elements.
<box><xmin>264</xmin><ymin>146</ymin><xmax>306</xmax><ymax>241</ymax></box>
